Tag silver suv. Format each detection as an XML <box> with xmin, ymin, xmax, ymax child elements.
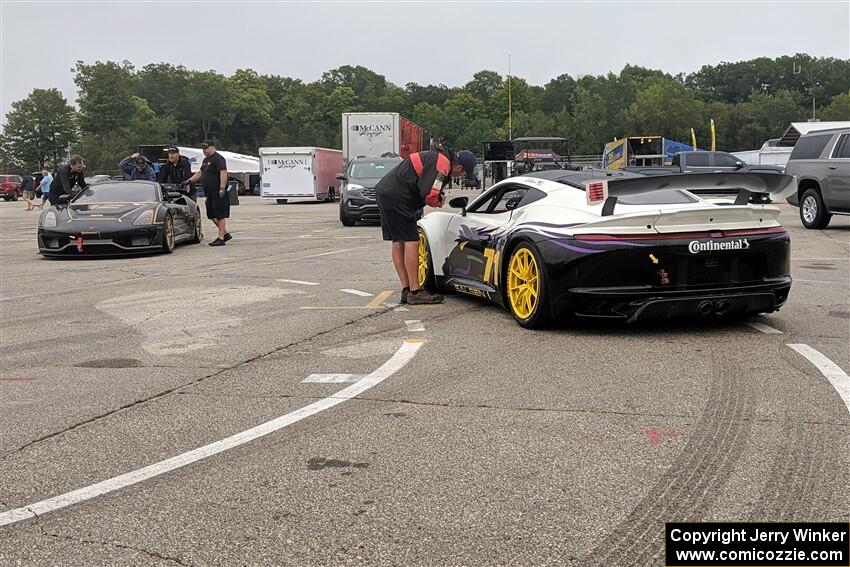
<box><xmin>786</xmin><ymin>127</ymin><xmax>850</xmax><ymax>229</ymax></box>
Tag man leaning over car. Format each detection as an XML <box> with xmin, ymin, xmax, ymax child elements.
<box><xmin>48</xmin><ymin>155</ymin><xmax>87</xmax><ymax>206</ymax></box>
<box><xmin>374</xmin><ymin>145</ymin><xmax>476</xmax><ymax>305</ymax></box>
<box><xmin>158</xmin><ymin>146</ymin><xmax>193</xmax><ymax>187</ymax></box>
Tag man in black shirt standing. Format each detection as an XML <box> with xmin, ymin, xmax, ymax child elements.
<box><xmin>49</xmin><ymin>155</ymin><xmax>87</xmax><ymax>206</ymax></box>
<box><xmin>184</xmin><ymin>141</ymin><xmax>230</xmax><ymax>246</ymax></box>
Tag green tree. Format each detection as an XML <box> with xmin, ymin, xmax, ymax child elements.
<box><xmin>731</xmin><ymin>89</ymin><xmax>805</xmax><ymax>150</ymax></box>
<box><xmin>569</xmin><ymin>81</ymin><xmax>613</xmax><ymax>154</ymax></box>
<box><xmin>455</xmin><ymin>118</ymin><xmax>496</xmax><ymax>155</ymax></box>
<box><xmin>510</xmin><ymin>111</ymin><xmax>557</xmax><ymax>139</ymax></box>
<box><xmin>133</xmin><ymin>63</ymin><xmax>192</xmax><ymax>138</ymax></box>
<box><xmin>405</xmin><ymin>83</ymin><xmax>457</xmax><ymax>107</ymax></box>
<box><xmin>464</xmin><ymin>70</ymin><xmax>503</xmax><ymax>105</ymax></box>
<box><xmin>74</xmin><ymin>60</ymin><xmax>136</xmax><ymax>135</ymax></box>
<box><xmin>184</xmin><ymin>70</ymin><xmax>236</xmax><ymax>142</ymax></box>
<box><xmin>0</xmin><ymin>88</ymin><xmax>78</xmax><ymax>170</ymax></box>
<box><xmin>412</xmin><ymin>102</ymin><xmax>448</xmax><ymax>145</ymax></box>
<box><xmin>227</xmin><ymin>69</ymin><xmax>274</xmax><ymax>151</ymax></box>
<box><xmin>490</xmin><ymin>76</ymin><xmax>538</xmax><ymax>126</ymax></box>
<box><xmin>820</xmin><ymin>90</ymin><xmax>850</xmax><ymax>121</ymax></box>
<box><xmin>541</xmin><ymin>74</ymin><xmax>576</xmax><ymax>114</ymax></box>
<box><xmin>624</xmin><ymin>77</ymin><xmax>702</xmax><ymax>142</ymax></box>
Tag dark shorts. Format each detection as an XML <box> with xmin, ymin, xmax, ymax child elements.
<box><xmin>376</xmin><ymin>197</ymin><xmax>418</xmax><ymax>242</ymax></box>
<box><xmin>204</xmin><ymin>189</ymin><xmax>230</xmax><ymax>220</ymax></box>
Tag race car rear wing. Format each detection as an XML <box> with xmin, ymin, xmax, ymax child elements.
<box><xmin>585</xmin><ymin>172</ymin><xmax>796</xmax><ymax>216</ymax></box>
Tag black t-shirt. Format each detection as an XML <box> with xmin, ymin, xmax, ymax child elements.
<box><xmin>158</xmin><ymin>156</ymin><xmax>193</xmax><ymax>184</ymax></box>
<box><xmin>201</xmin><ymin>152</ymin><xmax>227</xmax><ymax>192</ymax></box>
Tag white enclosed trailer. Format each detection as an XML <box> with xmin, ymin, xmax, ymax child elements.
<box><xmin>259</xmin><ymin>147</ymin><xmax>343</xmax><ymax>204</ymax></box>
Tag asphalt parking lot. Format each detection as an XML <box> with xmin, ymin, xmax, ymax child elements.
<box><xmin>0</xmin><ymin>194</ymin><xmax>848</xmax><ymax>566</ymax></box>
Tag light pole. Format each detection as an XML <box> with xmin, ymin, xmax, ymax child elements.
<box><xmin>793</xmin><ymin>61</ymin><xmax>818</xmax><ymax>121</ymax></box>
<box><xmin>507</xmin><ymin>53</ymin><xmax>512</xmax><ymax>141</ymax></box>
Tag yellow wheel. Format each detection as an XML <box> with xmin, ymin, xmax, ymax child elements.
<box><xmin>417</xmin><ymin>230</ymin><xmax>430</xmax><ymax>288</ymax></box>
<box><xmin>506</xmin><ymin>244</ymin><xmax>550</xmax><ymax>328</ymax></box>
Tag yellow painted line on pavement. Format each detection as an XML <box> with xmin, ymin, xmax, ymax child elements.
<box><xmin>366</xmin><ymin>291</ymin><xmax>393</xmax><ymax>308</ymax></box>
<box><xmin>301</xmin><ymin>290</ymin><xmax>394</xmax><ymax>310</ymax></box>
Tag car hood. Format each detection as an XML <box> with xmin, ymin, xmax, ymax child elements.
<box><xmin>68</xmin><ymin>203</ymin><xmax>155</xmax><ymax>220</ymax></box>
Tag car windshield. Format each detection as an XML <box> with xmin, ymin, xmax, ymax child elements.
<box><xmin>73</xmin><ymin>183</ymin><xmax>159</xmax><ymax>204</ymax></box>
<box><xmin>349</xmin><ymin>160</ymin><xmax>399</xmax><ymax>180</ymax></box>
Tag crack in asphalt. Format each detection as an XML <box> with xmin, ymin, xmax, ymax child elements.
<box><xmin>171</xmin><ymin>392</ymin><xmax>850</xmax><ymax>428</ymax></box>
<box><xmin>35</xmin><ymin>516</ymin><xmax>192</xmax><ymax>567</ymax></box>
<box><xmin>1</xmin><ymin>305</ymin><xmax>396</xmax><ymax>461</ymax></box>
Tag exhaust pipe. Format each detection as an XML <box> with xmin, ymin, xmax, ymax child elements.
<box><xmin>697</xmin><ymin>301</ymin><xmax>714</xmax><ymax>317</ymax></box>
<box><xmin>714</xmin><ymin>300</ymin><xmax>732</xmax><ymax>316</ymax></box>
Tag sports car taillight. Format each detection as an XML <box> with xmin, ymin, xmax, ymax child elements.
<box><xmin>586</xmin><ymin>181</ymin><xmax>608</xmax><ymax>205</ymax></box>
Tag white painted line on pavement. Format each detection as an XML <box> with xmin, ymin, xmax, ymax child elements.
<box><xmin>277</xmin><ymin>279</ymin><xmax>320</xmax><ymax>286</ymax></box>
<box><xmin>302</xmin><ymin>373</ymin><xmax>365</xmax><ymax>383</ymax></box>
<box><xmin>744</xmin><ymin>321</ymin><xmax>783</xmax><ymax>334</ymax></box>
<box><xmin>384</xmin><ymin>303</ymin><xmax>409</xmax><ymax>312</ymax></box>
<box><xmin>788</xmin><ymin>343</ymin><xmax>850</xmax><ymax>415</ymax></box>
<box><xmin>0</xmin><ymin>339</ymin><xmax>425</xmax><ymax>528</ymax></box>
<box><xmin>340</xmin><ymin>288</ymin><xmax>373</xmax><ymax>297</ymax></box>
<box><xmin>405</xmin><ymin>320</ymin><xmax>425</xmax><ymax>332</ymax></box>
<box><xmin>795</xmin><ymin>278</ymin><xmax>850</xmax><ymax>287</ymax></box>
<box><xmin>301</xmin><ymin>248</ymin><xmax>356</xmax><ymax>260</ymax></box>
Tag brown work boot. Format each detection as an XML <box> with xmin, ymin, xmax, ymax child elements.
<box><xmin>400</xmin><ymin>287</ymin><xmax>410</xmax><ymax>304</ymax></box>
<box><xmin>407</xmin><ymin>288</ymin><xmax>444</xmax><ymax>305</ymax></box>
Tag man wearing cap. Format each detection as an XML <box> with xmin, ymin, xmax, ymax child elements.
<box><xmin>374</xmin><ymin>145</ymin><xmax>477</xmax><ymax>305</ymax></box>
<box><xmin>119</xmin><ymin>152</ymin><xmax>157</xmax><ymax>182</ymax></box>
<box><xmin>158</xmin><ymin>146</ymin><xmax>193</xmax><ymax>193</ymax></box>
<box><xmin>183</xmin><ymin>141</ymin><xmax>230</xmax><ymax>246</ymax></box>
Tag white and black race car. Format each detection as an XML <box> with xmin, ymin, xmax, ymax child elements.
<box><xmin>416</xmin><ymin>170</ymin><xmax>795</xmax><ymax>328</ymax></box>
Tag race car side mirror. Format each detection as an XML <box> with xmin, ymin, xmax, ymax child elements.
<box><xmin>449</xmin><ymin>196</ymin><xmax>468</xmax><ymax>215</ymax></box>
<box><xmin>336</xmin><ymin>173</ymin><xmax>347</xmax><ymax>181</ymax></box>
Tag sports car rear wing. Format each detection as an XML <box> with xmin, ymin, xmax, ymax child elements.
<box><xmin>585</xmin><ymin>172</ymin><xmax>796</xmax><ymax>216</ymax></box>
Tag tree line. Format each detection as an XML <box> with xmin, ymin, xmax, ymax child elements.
<box><xmin>1</xmin><ymin>53</ymin><xmax>849</xmax><ymax>173</ymax></box>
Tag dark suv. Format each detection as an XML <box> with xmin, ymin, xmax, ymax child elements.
<box><xmin>338</xmin><ymin>156</ymin><xmax>402</xmax><ymax>226</ymax></box>
<box><xmin>786</xmin><ymin>127</ymin><xmax>850</xmax><ymax>229</ymax></box>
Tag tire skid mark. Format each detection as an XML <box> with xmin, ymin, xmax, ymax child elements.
<box><xmin>751</xmin><ymin>420</ymin><xmax>846</xmax><ymax>521</ymax></box>
<box><xmin>585</xmin><ymin>354</ymin><xmax>754</xmax><ymax>566</ymax></box>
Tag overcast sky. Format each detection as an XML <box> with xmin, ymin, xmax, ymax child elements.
<box><xmin>2</xmin><ymin>1</ymin><xmax>849</xmax><ymax>122</ymax></box>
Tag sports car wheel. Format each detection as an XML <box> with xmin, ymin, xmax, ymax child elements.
<box><xmin>506</xmin><ymin>243</ymin><xmax>550</xmax><ymax>328</ymax></box>
<box><xmin>799</xmin><ymin>189</ymin><xmax>831</xmax><ymax>229</ymax></box>
<box><xmin>189</xmin><ymin>213</ymin><xmax>203</xmax><ymax>243</ymax></box>
<box><xmin>161</xmin><ymin>215</ymin><xmax>175</xmax><ymax>254</ymax></box>
<box><xmin>417</xmin><ymin>229</ymin><xmax>436</xmax><ymax>291</ymax></box>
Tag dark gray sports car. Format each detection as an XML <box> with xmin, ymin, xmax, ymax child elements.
<box><xmin>38</xmin><ymin>181</ymin><xmax>203</xmax><ymax>257</ymax></box>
